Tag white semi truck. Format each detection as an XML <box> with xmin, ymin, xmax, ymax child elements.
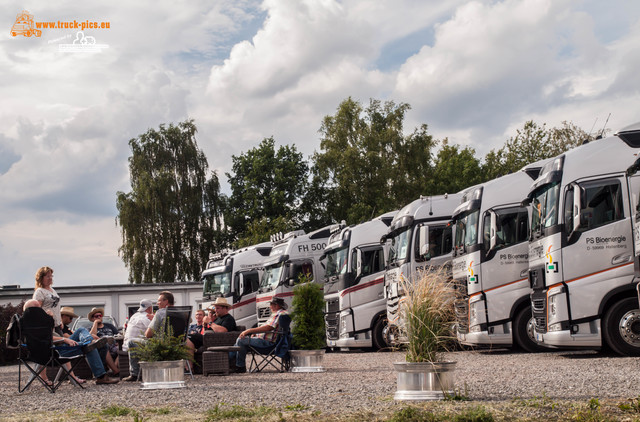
<box><xmin>382</xmin><ymin>194</ymin><xmax>461</xmax><ymax>345</ymax></box>
<box><xmin>255</xmin><ymin>226</ymin><xmax>332</xmax><ymax>324</ymax></box>
<box><xmin>201</xmin><ymin>242</ymin><xmax>272</xmax><ymax>328</ymax></box>
<box><xmin>452</xmin><ymin>163</ymin><xmax>546</xmax><ymax>352</ymax></box>
<box><xmin>322</xmin><ymin>211</ymin><xmax>397</xmax><ymax>350</ymax></box>
<box><xmin>524</xmin><ymin>122</ymin><xmax>640</xmax><ymax>355</ymax></box>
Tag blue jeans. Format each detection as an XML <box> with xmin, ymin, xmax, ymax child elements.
<box><xmin>127</xmin><ymin>339</ymin><xmax>145</xmax><ymax>377</ymax></box>
<box><xmin>56</xmin><ymin>327</ymin><xmax>106</xmax><ymax>378</ymax></box>
<box><xmin>230</xmin><ymin>337</ymin><xmax>275</xmax><ymax>368</ymax></box>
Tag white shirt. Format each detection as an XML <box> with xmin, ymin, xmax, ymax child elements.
<box><xmin>122</xmin><ymin>311</ymin><xmax>152</xmax><ymax>351</ymax></box>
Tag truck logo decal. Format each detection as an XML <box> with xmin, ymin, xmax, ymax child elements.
<box><xmin>468</xmin><ymin>261</ymin><xmax>477</xmax><ymax>284</ymax></box>
<box><xmin>545</xmin><ymin>245</ymin><xmax>558</xmax><ymax>273</ymax></box>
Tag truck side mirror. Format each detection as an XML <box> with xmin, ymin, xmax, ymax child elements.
<box><xmin>572</xmin><ymin>183</ymin><xmax>583</xmax><ymax>233</ymax></box>
<box><xmin>354</xmin><ymin>249</ymin><xmax>362</xmax><ymax>278</ymax></box>
<box><xmin>489</xmin><ymin>211</ymin><xmax>497</xmax><ymax>251</ymax></box>
<box><xmin>418</xmin><ymin>225</ymin><xmax>429</xmax><ymax>256</ymax></box>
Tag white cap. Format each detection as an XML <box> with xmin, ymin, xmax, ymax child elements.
<box><xmin>137</xmin><ymin>299</ymin><xmax>153</xmax><ymax>312</ymax></box>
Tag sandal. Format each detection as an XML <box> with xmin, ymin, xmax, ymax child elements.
<box><xmin>71</xmin><ymin>376</ymin><xmax>86</xmax><ymax>385</ymax></box>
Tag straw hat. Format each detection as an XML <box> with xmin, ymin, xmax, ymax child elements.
<box><xmin>87</xmin><ymin>307</ymin><xmax>105</xmax><ymax>319</ymax></box>
<box><xmin>60</xmin><ymin>306</ymin><xmax>78</xmax><ymax>318</ymax></box>
<box><xmin>212</xmin><ymin>297</ymin><xmax>232</xmax><ymax>308</ymax></box>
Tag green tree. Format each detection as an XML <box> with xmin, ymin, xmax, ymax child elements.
<box><xmin>311</xmin><ymin>97</ymin><xmax>436</xmax><ymax>225</ymax></box>
<box><xmin>225</xmin><ymin>137</ymin><xmax>309</xmax><ymax>244</ymax></box>
<box><xmin>116</xmin><ymin>120</ymin><xmax>226</xmax><ymax>284</ymax></box>
<box><xmin>482</xmin><ymin>120</ymin><xmax>588</xmax><ymax>180</ymax></box>
<box><xmin>431</xmin><ymin>140</ymin><xmax>484</xmax><ymax>194</ymax></box>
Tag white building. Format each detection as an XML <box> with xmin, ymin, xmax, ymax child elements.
<box><xmin>0</xmin><ymin>282</ymin><xmax>204</xmax><ymax>327</ymax></box>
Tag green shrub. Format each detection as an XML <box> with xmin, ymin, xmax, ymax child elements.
<box><xmin>130</xmin><ymin>319</ymin><xmax>192</xmax><ymax>363</ymax></box>
<box><xmin>291</xmin><ymin>280</ymin><xmax>326</xmax><ymax>350</ymax></box>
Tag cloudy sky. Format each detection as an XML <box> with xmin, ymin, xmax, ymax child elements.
<box><xmin>2</xmin><ymin>0</ymin><xmax>639</xmax><ymax>288</ymax></box>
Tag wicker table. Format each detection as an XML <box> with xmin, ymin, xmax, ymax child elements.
<box><xmin>203</xmin><ymin>346</ymin><xmax>241</xmax><ymax>376</ymax></box>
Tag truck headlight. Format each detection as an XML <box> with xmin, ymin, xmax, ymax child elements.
<box><xmin>547</xmin><ymin>286</ymin><xmax>565</xmax><ymax>319</ymax></box>
<box><xmin>468</xmin><ymin>296</ymin><xmax>483</xmax><ymax>333</ymax></box>
<box><xmin>548</xmin><ymin>322</ymin><xmax>562</xmax><ymax>332</ymax></box>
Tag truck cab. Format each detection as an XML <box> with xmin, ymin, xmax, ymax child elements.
<box><xmin>452</xmin><ymin>162</ymin><xmax>545</xmax><ymax>351</ymax></box>
<box><xmin>201</xmin><ymin>242</ymin><xmax>272</xmax><ymax>328</ymax></box>
<box><xmin>322</xmin><ymin>211</ymin><xmax>397</xmax><ymax>350</ymax></box>
<box><xmin>524</xmin><ymin>122</ymin><xmax>640</xmax><ymax>355</ymax></box>
<box><xmin>382</xmin><ymin>194</ymin><xmax>461</xmax><ymax>345</ymax></box>
<box><xmin>255</xmin><ymin>227</ymin><xmax>332</xmax><ymax>324</ymax></box>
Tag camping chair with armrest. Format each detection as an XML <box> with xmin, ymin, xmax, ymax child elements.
<box><xmin>164</xmin><ymin>306</ymin><xmax>194</xmax><ymax>379</ymax></box>
<box><xmin>247</xmin><ymin>314</ymin><xmax>292</xmax><ymax>373</ymax></box>
<box><xmin>17</xmin><ymin>307</ymin><xmax>87</xmax><ymax>393</ymax></box>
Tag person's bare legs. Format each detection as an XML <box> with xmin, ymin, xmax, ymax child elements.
<box><xmin>105</xmin><ymin>352</ymin><xmax>119</xmax><ymax>375</ymax></box>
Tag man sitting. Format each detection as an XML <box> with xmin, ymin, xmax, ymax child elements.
<box><xmin>187</xmin><ymin>297</ymin><xmax>237</xmax><ymax>352</ymax></box>
<box><xmin>22</xmin><ymin>299</ymin><xmax>119</xmax><ymax>385</ymax></box>
<box><xmin>122</xmin><ymin>299</ymin><xmax>154</xmax><ymax>352</ymax></box>
<box><xmin>88</xmin><ymin>307</ymin><xmax>119</xmax><ymax>376</ymax></box>
<box><xmin>124</xmin><ymin>291</ymin><xmax>175</xmax><ymax>382</ymax></box>
<box><xmin>230</xmin><ymin>297</ymin><xmax>287</xmax><ymax>373</ymax></box>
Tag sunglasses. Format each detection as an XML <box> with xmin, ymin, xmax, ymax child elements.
<box><xmin>93</xmin><ymin>314</ymin><xmax>103</xmax><ymax>318</ymax></box>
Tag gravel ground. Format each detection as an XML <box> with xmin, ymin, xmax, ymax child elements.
<box><xmin>1</xmin><ymin>348</ymin><xmax>640</xmax><ymax>417</ymax></box>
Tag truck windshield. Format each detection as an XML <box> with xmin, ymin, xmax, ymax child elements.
<box><xmin>388</xmin><ymin>227</ymin><xmax>412</xmax><ymax>265</ymax></box>
<box><xmin>325</xmin><ymin>246</ymin><xmax>348</xmax><ymax>278</ymax></box>
<box><xmin>531</xmin><ymin>182</ymin><xmax>560</xmax><ymax>234</ymax></box>
<box><xmin>202</xmin><ymin>271</ymin><xmax>231</xmax><ymax>296</ymax></box>
<box><xmin>454</xmin><ymin>209</ymin><xmax>479</xmax><ymax>253</ymax></box>
<box><xmin>260</xmin><ymin>262</ymin><xmax>284</xmax><ymax>291</ymax></box>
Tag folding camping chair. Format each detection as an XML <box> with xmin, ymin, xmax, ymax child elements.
<box><xmin>164</xmin><ymin>306</ymin><xmax>194</xmax><ymax>379</ymax></box>
<box><xmin>17</xmin><ymin>307</ymin><xmax>86</xmax><ymax>393</ymax></box>
<box><xmin>247</xmin><ymin>314</ymin><xmax>292</xmax><ymax>373</ymax></box>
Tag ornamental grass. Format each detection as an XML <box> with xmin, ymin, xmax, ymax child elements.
<box><xmin>399</xmin><ymin>266</ymin><xmax>458</xmax><ymax>363</ymax></box>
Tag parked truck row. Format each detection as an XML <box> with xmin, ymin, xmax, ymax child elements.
<box><xmin>200</xmin><ymin>121</ymin><xmax>640</xmax><ymax>356</ymax></box>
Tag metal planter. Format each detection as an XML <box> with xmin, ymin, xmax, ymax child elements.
<box><xmin>290</xmin><ymin>349</ymin><xmax>326</xmax><ymax>372</ymax></box>
<box><xmin>393</xmin><ymin>361</ymin><xmax>456</xmax><ymax>400</ymax></box>
<box><xmin>139</xmin><ymin>360</ymin><xmax>186</xmax><ymax>390</ymax></box>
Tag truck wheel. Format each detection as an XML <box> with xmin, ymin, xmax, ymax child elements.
<box><xmin>372</xmin><ymin>317</ymin><xmax>387</xmax><ymax>351</ymax></box>
<box><xmin>603</xmin><ymin>297</ymin><xmax>640</xmax><ymax>356</ymax></box>
<box><xmin>513</xmin><ymin>306</ymin><xmax>542</xmax><ymax>353</ymax></box>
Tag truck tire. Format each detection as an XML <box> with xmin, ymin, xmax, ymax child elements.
<box><xmin>603</xmin><ymin>297</ymin><xmax>640</xmax><ymax>356</ymax></box>
<box><xmin>513</xmin><ymin>306</ymin><xmax>542</xmax><ymax>353</ymax></box>
<box><xmin>372</xmin><ymin>317</ymin><xmax>387</xmax><ymax>351</ymax></box>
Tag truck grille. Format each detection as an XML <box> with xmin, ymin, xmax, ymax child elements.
<box><xmin>325</xmin><ymin>298</ymin><xmax>339</xmax><ymax>340</ymax></box>
<box><xmin>531</xmin><ymin>291</ymin><xmax>547</xmax><ymax>333</ymax></box>
<box><xmin>454</xmin><ymin>298</ymin><xmax>469</xmax><ymax>334</ymax></box>
<box><xmin>258</xmin><ymin>307</ymin><xmax>271</xmax><ymax>320</ymax></box>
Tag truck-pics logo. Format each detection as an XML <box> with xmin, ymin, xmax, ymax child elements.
<box><xmin>10</xmin><ymin>10</ymin><xmax>41</xmax><ymax>37</ymax></box>
<box><xmin>545</xmin><ymin>245</ymin><xmax>558</xmax><ymax>273</ymax></box>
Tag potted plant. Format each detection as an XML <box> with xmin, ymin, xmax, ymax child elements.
<box><xmin>131</xmin><ymin>323</ymin><xmax>193</xmax><ymax>389</ymax></box>
<box><xmin>394</xmin><ymin>266</ymin><xmax>458</xmax><ymax>400</ymax></box>
<box><xmin>290</xmin><ymin>276</ymin><xmax>327</xmax><ymax>372</ymax></box>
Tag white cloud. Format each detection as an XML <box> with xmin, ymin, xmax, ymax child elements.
<box><xmin>2</xmin><ymin>0</ymin><xmax>640</xmax><ymax>287</ymax></box>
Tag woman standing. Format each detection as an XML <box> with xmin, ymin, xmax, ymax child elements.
<box><xmin>32</xmin><ymin>266</ymin><xmax>63</xmax><ymax>332</ymax></box>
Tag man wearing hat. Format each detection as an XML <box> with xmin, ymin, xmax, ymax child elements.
<box><xmin>230</xmin><ymin>297</ymin><xmax>288</xmax><ymax>373</ymax></box>
<box><xmin>60</xmin><ymin>306</ymin><xmax>78</xmax><ymax>337</ymax></box>
<box><xmin>122</xmin><ymin>299</ymin><xmax>154</xmax><ymax>352</ymax></box>
<box><xmin>88</xmin><ymin>307</ymin><xmax>120</xmax><ymax>376</ymax></box>
<box><xmin>186</xmin><ymin>297</ymin><xmax>237</xmax><ymax>352</ymax></box>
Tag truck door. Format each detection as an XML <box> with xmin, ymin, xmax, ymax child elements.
<box><xmin>481</xmin><ymin>207</ymin><xmax>529</xmax><ymax>291</ymax></box>
<box><xmin>232</xmin><ymin>270</ymin><xmax>261</xmax><ymax>324</ymax></box>
<box><xmin>562</xmin><ymin>176</ymin><xmax>632</xmax><ymax>321</ymax></box>
<box><xmin>627</xmin><ymin>167</ymin><xmax>640</xmax><ymax>278</ymax></box>
<box><xmin>414</xmin><ymin>224</ymin><xmax>452</xmax><ymax>271</ymax></box>
<box><xmin>349</xmin><ymin>245</ymin><xmax>386</xmax><ymax>310</ymax></box>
